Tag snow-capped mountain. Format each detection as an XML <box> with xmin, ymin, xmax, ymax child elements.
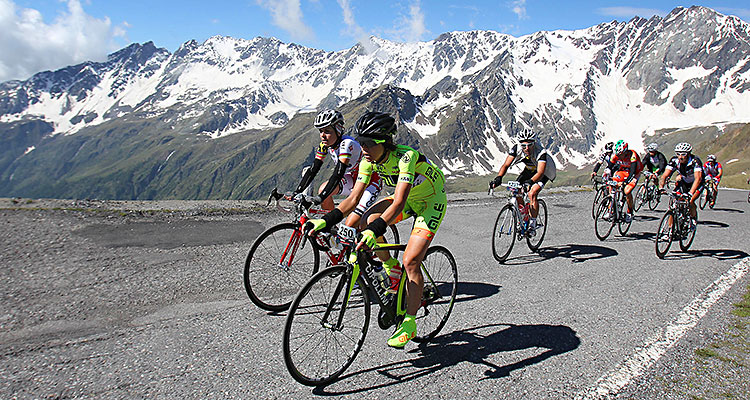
<box><xmin>1</xmin><ymin>6</ymin><xmax>750</xmax><ymax>199</ymax></box>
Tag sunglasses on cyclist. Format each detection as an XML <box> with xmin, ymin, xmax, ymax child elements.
<box><xmin>360</xmin><ymin>138</ymin><xmax>386</xmax><ymax>148</ymax></box>
<box><xmin>675</xmin><ymin>151</ymin><xmax>688</xmax><ymax>156</ymax></box>
<box><xmin>520</xmin><ymin>142</ymin><xmax>534</xmax><ymax>148</ymax></box>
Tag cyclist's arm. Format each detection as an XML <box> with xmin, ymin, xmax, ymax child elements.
<box><xmin>716</xmin><ymin>164</ymin><xmax>723</xmax><ymax>180</ymax></box>
<box><xmin>317</xmin><ymin>158</ymin><xmax>348</xmax><ymax>201</ymax></box>
<box><xmin>657</xmin><ymin>154</ymin><xmax>667</xmax><ymax>175</ymax></box>
<box><xmin>496</xmin><ymin>154</ymin><xmax>515</xmax><ymax>178</ymax></box>
<box><xmin>690</xmin><ymin>167</ymin><xmax>703</xmax><ymax>196</ymax></box>
<box><xmin>295</xmin><ymin>158</ymin><xmax>323</xmax><ymax>194</ymax></box>
<box><xmin>659</xmin><ymin>167</ymin><xmax>673</xmax><ymax>189</ymax></box>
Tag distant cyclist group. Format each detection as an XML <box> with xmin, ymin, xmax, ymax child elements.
<box><xmin>244</xmin><ymin>107</ymin><xmax>734</xmax><ymax>385</ymax></box>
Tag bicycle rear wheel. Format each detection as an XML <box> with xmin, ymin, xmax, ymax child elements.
<box><xmin>244</xmin><ymin>223</ymin><xmax>320</xmax><ymax>312</ymax></box>
<box><xmin>413</xmin><ymin>246</ymin><xmax>458</xmax><ymax>343</ymax></box>
<box><xmin>283</xmin><ymin>266</ymin><xmax>370</xmax><ymax>386</ymax></box>
<box><xmin>526</xmin><ymin>199</ymin><xmax>547</xmax><ymax>251</ymax></box>
<box><xmin>594</xmin><ymin>197</ymin><xmax>614</xmax><ymax>241</ymax></box>
<box><xmin>655</xmin><ymin>211</ymin><xmax>674</xmax><ymax>259</ymax></box>
<box><xmin>492</xmin><ymin>204</ymin><xmax>517</xmax><ymax>263</ymax></box>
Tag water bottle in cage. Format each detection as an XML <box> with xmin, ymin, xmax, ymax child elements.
<box><xmin>372</xmin><ymin>260</ymin><xmax>390</xmax><ymax>292</ymax></box>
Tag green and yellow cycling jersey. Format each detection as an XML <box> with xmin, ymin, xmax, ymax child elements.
<box><xmin>356</xmin><ymin>145</ymin><xmax>445</xmax><ymax>202</ymax></box>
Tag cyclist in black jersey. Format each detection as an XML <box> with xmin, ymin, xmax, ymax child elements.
<box><xmin>489</xmin><ymin>129</ymin><xmax>556</xmax><ymax>233</ymax></box>
<box><xmin>642</xmin><ymin>142</ymin><xmax>667</xmax><ymax>189</ymax></box>
<box><xmin>659</xmin><ymin>142</ymin><xmax>703</xmax><ymax>230</ymax></box>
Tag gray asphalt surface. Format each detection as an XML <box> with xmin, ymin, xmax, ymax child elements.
<box><xmin>0</xmin><ymin>188</ymin><xmax>748</xmax><ymax>399</ymax></box>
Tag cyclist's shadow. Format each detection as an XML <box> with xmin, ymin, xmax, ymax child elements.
<box><xmin>313</xmin><ymin>323</ymin><xmax>580</xmax><ymax>395</ymax></box>
<box><xmin>501</xmin><ymin>244</ymin><xmax>618</xmax><ymax>265</ymax></box>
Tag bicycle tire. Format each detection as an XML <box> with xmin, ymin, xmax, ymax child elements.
<box><xmin>244</xmin><ymin>223</ymin><xmax>320</xmax><ymax>312</ymax></box>
<box><xmin>655</xmin><ymin>211</ymin><xmax>674</xmax><ymax>259</ymax></box>
<box><xmin>492</xmin><ymin>204</ymin><xmax>517</xmax><ymax>263</ymax></box>
<box><xmin>594</xmin><ymin>197</ymin><xmax>614</xmax><ymax>241</ymax></box>
<box><xmin>384</xmin><ymin>224</ymin><xmax>400</xmax><ymax>258</ymax></box>
<box><xmin>634</xmin><ymin>184</ymin><xmax>646</xmax><ymax>212</ymax></box>
<box><xmin>526</xmin><ymin>199</ymin><xmax>547</xmax><ymax>252</ymax></box>
<box><xmin>617</xmin><ymin>195</ymin><xmax>632</xmax><ymax>236</ymax></box>
<box><xmin>648</xmin><ymin>186</ymin><xmax>660</xmax><ymax>210</ymax></box>
<box><xmin>413</xmin><ymin>245</ymin><xmax>458</xmax><ymax>343</ymax></box>
<box><xmin>679</xmin><ymin>212</ymin><xmax>696</xmax><ymax>252</ymax></box>
<box><xmin>591</xmin><ymin>186</ymin><xmax>607</xmax><ymax>219</ymax></box>
<box><xmin>699</xmin><ymin>189</ymin><xmax>708</xmax><ymax>210</ymax></box>
<box><xmin>282</xmin><ymin>265</ymin><xmax>370</xmax><ymax>386</ymax></box>
<box><xmin>708</xmin><ymin>188</ymin><xmax>716</xmax><ymax>209</ymax></box>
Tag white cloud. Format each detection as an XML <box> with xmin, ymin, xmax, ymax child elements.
<box><xmin>337</xmin><ymin>0</ymin><xmax>374</xmax><ymax>51</ymax></box>
<box><xmin>597</xmin><ymin>7</ymin><xmax>665</xmax><ymax>18</ymax></box>
<box><xmin>387</xmin><ymin>0</ymin><xmax>428</xmax><ymax>43</ymax></box>
<box><xmin>509</xmin><ymin>0</ymin><xmax>528</xmax><ymax>20</ymax></box>
<box><xmin>0</xmin><ymin>0</ymin><xmax>128</xmax><ymax>82</ymax></box>
<box><xmin>256</xmin><ymin>0</ymin><xmax>314</xmax><ymax>42</ymax></box>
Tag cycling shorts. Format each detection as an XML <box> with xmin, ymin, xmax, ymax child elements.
<box><xmin>676</xmin><ymin>179</ymin><xmax>704</xmax><ymax>195</ymax></box>
<box><xmin>347</xmin><ymin>173</ymin><xmax>382</xmax><ymax>217</ymax></box>
<box><xmin>517</xmin><ymin>169</ymin><xmax>550</xmax><ymax>189</ymax></box>
<box><xmin>384</xmin><ymin>188</ymin><xmax>447</xmax><ymax>241</ymax></box>
<box><xmin>612</xmin><ymin>171</ymin><xmax>639</xmax><ymax>191</ymax></box>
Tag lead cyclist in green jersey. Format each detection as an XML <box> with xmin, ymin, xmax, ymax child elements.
<box><xmin>306</xmin><ymin>111</ymin><xmax>447</xmax><ymax>348</ymax></box>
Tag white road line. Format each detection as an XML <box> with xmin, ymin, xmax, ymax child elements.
<box><xmin>576</xmin><ymin>257</ymin><xmax>750</xmax><ymax>400</ymax></box>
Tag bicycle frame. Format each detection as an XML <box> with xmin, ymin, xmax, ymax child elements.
<box><xmin>499</xmin><ymin>181</ymin><xmax>533</xmax><ymax>239</ymax></box>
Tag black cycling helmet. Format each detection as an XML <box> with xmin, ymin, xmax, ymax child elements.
<box><xmin>604</xmin><ymin>142</ymin><xmax>614</xmax><ymax>151</ymax></box>
<box><xmin>354</xmin><ymin>111</ymin><xmax>397</xmax><ymax>141</ymax></box>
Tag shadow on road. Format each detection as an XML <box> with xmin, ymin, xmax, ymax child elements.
<box><xmin>661</xmin><ymin>249</ymin><xmax>749</xmax><ymax>261</ymax></box>
<box><xmin>634</xmin><ymin>215</ymin><xmax>658</xmax><ymax>222</ymax></box>
<box><xmin>455</xmin><ymin>281</ymin><xmax>502</xmax><ymax>304</ymax></box>
<box><xmin>313</xmin><ymin>323</ymin><xmax>580</xmax><ymax>395</ymax></box>
<box><xmin>498</xmin><ymin>244</ymin><xmax>618</xmax><ymax>265</ymax></box>
<box><xmin>698</xmin><ymin>220</ymin><xmax>730</xmax><ymax>228</ymax></box>
<box><xmin>605</xmin><ymin>231</ymin><xmax>656</xmax><ymax>243</ymax></box>
<box><xmin>710</xmin><ymin>207</ymin><xmax>744</xmax><ymax>213</ymax></box>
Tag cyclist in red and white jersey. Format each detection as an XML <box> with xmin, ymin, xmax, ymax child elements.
<box><xmin>703</xmin><ymin>154</ymin><xmax>722</xmax><ymax>207</ymax></box>
<box><xmin>293</xmin><ymin>109</ymin><xmax>382</xmax><ymax>225</ymax></box>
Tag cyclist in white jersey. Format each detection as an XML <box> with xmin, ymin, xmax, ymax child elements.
<box><xmin>293</xmin><ymin>110</ymin><xmax>382</xmax><ymax>222</ymax></box>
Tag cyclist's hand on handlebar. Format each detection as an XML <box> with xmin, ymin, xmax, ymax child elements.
<box><xmin>356</xmin><ymin>229</ymin><xmax>378</xmax><ymax>251</ymax></box>
<box><xmin>489</xmin><ymin>175</ymin><xmax>503</xmax><ymax>189</ymax></box>
<box><xmin>304</xmin><ymin>219</ymin><xmax>327</xmax><ymax>236</ymax></box>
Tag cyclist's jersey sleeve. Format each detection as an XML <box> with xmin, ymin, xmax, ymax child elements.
<box><xmin>357</xmin><ymin>145</ymin><xmax>445</xmax><ymax>202</ymax></box>
<box><xmin>644</xmin><ymin>151</ymin><xmax>667</xmax><ymax>174</ymax></box>
<box><xmin>508</xmin><ymin>143</ymin><xmax>557</xmax><ymax>181</ymax></box>
<box><xmin>666</xmin><ymin>155</ymin><xmax>703</xmax><ymax>184</ymax></box>
<box><xmin>315</xmin><ymin>135</ymin><xmax>363</xmax><ymax>176</ymax></box>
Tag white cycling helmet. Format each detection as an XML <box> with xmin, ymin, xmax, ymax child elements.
<box><xmin>707</xmin><ymin>154</ymin><xmax>716</xmax><ymax>162</ymax></box>
<box><xmin>517</xmin><ymin>129</ymin><xmax>536</xmax><ymax>142</ymax></box>
<box><xmin>674</xmin><ymin>142</ymin><xmax>693</xmax><ymax>153</ymax></box>
<box><xmin>314</xmin><ymin>110</ymin><xmax>345</xmax><ymax>135</ymax></box>
<box><xmin>646</xmin><ymin>143</ymin><xmax>658</xmax><ymax>152</ymax></box>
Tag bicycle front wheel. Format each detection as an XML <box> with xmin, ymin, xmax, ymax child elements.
<box><xmin>648</xmin><ymin>187</ymin><xmax>660</xmax><ymax>210</ymax></box>
<box><xmin>283</xmin><ymin>266</ymin><xmax>370</xmax><ymax>386</ymax></box>
<box><xmin>655</xmin><ymin>211</ymin><xmax>674</xmax><ymax>259</ymax></box>
<box><xmin>413</xmin><ymin>245</ymin><xmax>458</xmax><ymax>343</ymax></box>
<box><xmin>634</xmin><ymin>184</ymin><xmax>646</xmax><ymax>212</ymax></box>
<box><xmin>383</xmin><ymin>224</ymin><xmax>401</xmax><ymax>258</ymax></box>
<box><xmin>617</xmin><ymin>196</ymin><xmax>632</xmax><ymax>236</ymax></box>
<box><xmin>492</xmin><ymin>204</ymin><xmax>517</xmax><ymax>263</ymax></box>
<box><xmin>699</xmin><ymin>190</ymin><xmax>708</xmax><ymax>209</ymax></box>
<box><xmin>243</xmin><ymin>223</ymin><xmax>320</xmax><ymax>312</ymax></box>
<box><xmin>594</xmin><ymin>197</ymin><xmax>614</xmax><ymax>241</ymax></box>
<box><xmin>591</xmin><ymin>187</ymin><xmax>606</xmax><ymax>219</ymax></box>
<box><xmin>526</xmin><ymin>199</ymin><xmax>547</xmax><ymax>251</ymax></box>
<box><xmin>679</xmin><ymin>213</ymin><xmax>696</xmax><ymax>252</ymax></box>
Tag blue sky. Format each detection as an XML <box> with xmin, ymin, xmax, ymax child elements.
<box><xmin>1</xmin><ymin>0</ymin><xmax>750</xmax><ymax>81</ymax></box>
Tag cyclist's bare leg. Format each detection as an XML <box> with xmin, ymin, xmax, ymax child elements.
<box><xmin>528</xmin><ymin>184</ymin><xmax>541</xmax><ymax>218</ymax></box>
<box><xmin>689</xmin><ymin>191</ymin><xmax>700</xmax><ymax>219</ymax></box>
<box><xmin>402</xmin><ymin>234</ymin><xmax>429</xmax><ymax>315</ymax></box>
<box><xmin>624</xmin><ymin>184</ymin><xmax>635</xmax><ymax>213</ymax></box>
<box><xmin>317</xmin><ymin>182</ymin><xmax>341</xmax><ymax>212</ymax></box>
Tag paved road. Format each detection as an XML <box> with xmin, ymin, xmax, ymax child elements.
<box><xmin>0</xmin><ymin>189</ymin><xmax>748</xmax><ymax>399</ymax></box>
